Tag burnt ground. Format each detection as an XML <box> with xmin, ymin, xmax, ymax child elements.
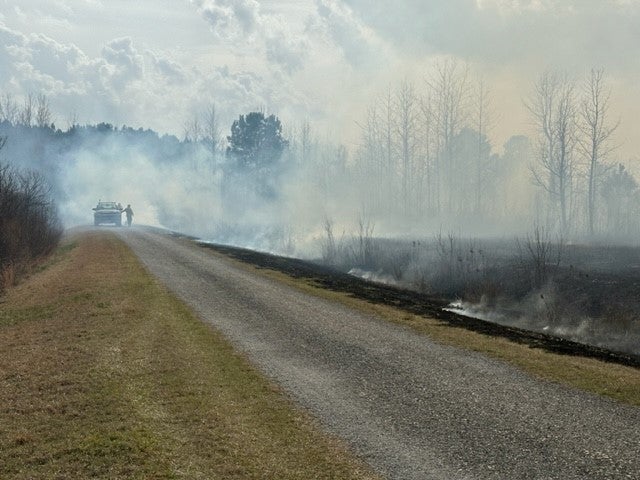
<box><xmin>198</xmin><ymin>241</ymin><xmax>640</xmax><ymax>370</ymax></box>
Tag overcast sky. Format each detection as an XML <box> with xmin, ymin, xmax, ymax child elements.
<box><xmin>1</xmin><ymin>0</ymin><xmax>639</xmax><ymax>157</ymax></box>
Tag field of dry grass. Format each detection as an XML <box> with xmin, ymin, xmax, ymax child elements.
<box><xmin>0</xmin><ymin>231</ymin><xmax>379</xmax><ymax>479</ymax></box>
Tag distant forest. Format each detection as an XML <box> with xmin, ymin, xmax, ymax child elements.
<box><xmin>1</xmin><ymin>64</ymin><xmax>640</xmax><ymax>250</ymax></box>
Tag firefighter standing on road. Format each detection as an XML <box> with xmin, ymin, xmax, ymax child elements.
<box><xmin>123</xmin><ymin>204</ymin><xmax>134</xmax><ymax>227</ymax></box>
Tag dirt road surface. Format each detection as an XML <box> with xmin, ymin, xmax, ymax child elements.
<box><xmin>118</xmin><ymin>227</ymin><xmax>640</xmax><ymax>480</ymax></box>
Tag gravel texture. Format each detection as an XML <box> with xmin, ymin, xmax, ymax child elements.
<box><xmin>118</xmin><ymin>227</ymin><xmax>640</xmax><ymax>480</ymax></box>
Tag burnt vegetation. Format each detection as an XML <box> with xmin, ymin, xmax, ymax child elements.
<box><xmin>317</xmin><ymin>228</ymin><xmax>640</xmax><ymax>356</ymax></box>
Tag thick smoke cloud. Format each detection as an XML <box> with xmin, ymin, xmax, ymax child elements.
<box><xmin>343</xmin><ymin>0</ymin><xmax>640</xmax><ymax>73</ymax></box>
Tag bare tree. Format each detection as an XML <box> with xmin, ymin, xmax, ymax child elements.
<box><xmin>356</xmin><ymin>103</ymin><xmax>385</xmax><ymax>211</ymax></box>
<box><xmin>554</xmin><ymin>77</ymin><xmax>577</xmax><ymax>234</ymax></box>
<box><xmin>0</xmin><ymin>93</ymin><xmax>20</xmax><ymax>124</ymax></box>
<box><xmin>394</xmin><ymin>80</ymin><xmax>420</xmax><ymax>215</ymax></box>
<box><xmin>383</xmin><ymin>86</ymin><xmax>394</xmax><ymax>191</ymax></box>
<box><xmin>66</xmin><ymin>110</ymin><xmax>79</xmax><ymax>130</ymax></box>
<box><xmin>18</xmin><ymin>93</ymin><xmax>35</xmax><ymax>127</ymax></box>
<box><xmin>527</xmin><ymin>71</ymin><xmax>577</xmax><ymax>234</ymax></box>
<box><xmin>352</xmin><ymin>209</ymin><xmax>376</xmax><ymax>267</ymax></box>
<box><xmin>183</xmin><ymin>115</ymin><xmax>201</xmax><ymax>142</ymax></box>
<box><xmin>203</xmin><ymin>103</ymin><xmax>220</xmax><ymax>152</ymax></box>
<box><xmin>516</xmin><ymin>224</ymin><xmax>563</xmax><ymax>289</ymax></box>
<box><xmin>202</xmin><ymin>102</ymin><xmax>221</xmax><ymax>175</ymax></box>
<box><xmin>421</xmin><ymin>88</ymin><xmax>443</xmax><ymax>214</ymax></box>
<box><xmin>356</xmin><ymin>87</ymin><xmax>399</xmax><ymax>214</ymax></box>
<box><xmin>579</xmin><ymin>69</ymin><xmax>619</xmax><ymax>236</ymax></box>
<box><xmin>473</xmin><ymin>78</ymin><xmax>495</xmax><ymax>214</ymax></box>
<box><xmin>35</xmin><ymin>94</ymin><xmax>53</xmax><ymax>128</ymax></box>
<box><xmin>426</xmin><ymin>59</ymin><xmax>470</xmax><ymax>214</ymax></box>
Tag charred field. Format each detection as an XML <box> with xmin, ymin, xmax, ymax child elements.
<box><xmin>199</xmin><ymin>239</ymin><xmax>640</xmax><ymax>370</ymax></box>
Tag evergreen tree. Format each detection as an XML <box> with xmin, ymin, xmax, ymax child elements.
<box><xmin>226</xmin><ymin>112</ymin><xmax>288</xmax><ymax>171</ymax></box>
<box><xmin>225</xmin><ymin>112</ymin><xmax>289</xmax><ymax>199</ymax></box>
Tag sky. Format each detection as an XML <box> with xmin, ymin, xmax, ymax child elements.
<box><xmin>1</xmin><ymin>0</ymin><xmax>640</xmax><ymax>158</ymax></box>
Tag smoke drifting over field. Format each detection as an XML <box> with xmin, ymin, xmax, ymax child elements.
<box><xmin>2</xmin><ymin>0</ymin><xmax>640</xmax><ymax>355</ymax></box>
<box><xmin>2</xmin><ymin>109</ymin><xmax>640</xmax><ymax>355</ymax></box>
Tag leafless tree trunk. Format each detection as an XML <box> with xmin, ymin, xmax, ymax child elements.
<box><xmin>35</xmin><ymin>94</ymin><xmax>53</xmax><ymax>128</ymax></box>
<box><xmin>203</xmin><ymin>103</ymin><xmax>221</xmax><ymax>175</ymax></box>
<box><xmin>183</xmin><ymin>115</ymin><xmax>201</xmax><ymax>142</ymax></box>
<box><xmin>473</xmin><ymin>78</ymin><xmax>494</xmax><ymax>214</ymax></box>
<box><xmin>555</xmin><ymin>79</ymin><xmax>576</xmax><ymax>233</ymax></box>
<box><xmin>19</xmin><ymin>93</ymin><xmax>35</xmax><ymax>127</ymax></box>
<box><xmin>527</xmin><ymin>71</ymin><xmax>577</xmax><ymax>234</ymax></box>
<box><xmin>426</xmin><ymin>59</ymin><xmax>469</xmax><ymax>215</ymax></box>
<box><xmin>579</xmin><ymin>69</ymin><xmax>619</xmax><ymax>237</ymax></box>
<box><xmin>394</xmin><ymin>80</ymin><xmax>420</xmax><ymax>215</ymax></box>
<box><xmin>419</xmin><ymin>92</ymin><xmax>434</xmax><ymax>214</ymax></box>
<box><xmin>0</xmin><ymin>93</ymin><xmax>20</xmax><ymax>124</ymax></box>
<box><xmin>361</xmin><ymin>87</ymin><xmax>399</xmax><ymax>214</ymax></box>
<box><xmin>357</xmin><ymin>102</ymin><xmax>386</xmax><ymax>212</ymax></box>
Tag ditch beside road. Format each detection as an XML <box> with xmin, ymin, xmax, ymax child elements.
<box><xmin>119</xmin><ymin>227</ymin><xmax>640</xmax><ymax>480</ymax></box>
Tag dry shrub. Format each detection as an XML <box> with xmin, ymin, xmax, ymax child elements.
<box><xmin>0</xmin><ymin>263</ymin><xmax>16</xmax><ymax>292</ymax></box>
<box><xmin>0</xmin><ymin>161</ymin><xmax>62</xmax><ymax>292</ymax></box>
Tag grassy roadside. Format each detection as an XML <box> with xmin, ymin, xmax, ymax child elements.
<box><xmin>0</xmin><ymin>231</ymin><xmax>380</xmax><ymax>480</ymax></box>
<box><xmin>209</xmin><ymin>251</ymin><xmax>640</xmax><ymax>408</ymax></box>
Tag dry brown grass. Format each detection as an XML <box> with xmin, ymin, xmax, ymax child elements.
<box><xmin>0</xmin><ymin>231</ymin><xmax>380</xmax><ymax>479</ymax></box>
<box><xmin>216</xmin><ymin>256</ymin><xmax>640</xmax><ymax>408</ymax></box>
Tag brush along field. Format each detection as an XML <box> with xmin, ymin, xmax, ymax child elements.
<box><xmin>0</xmin><ymin>231</ymin><xmax>379</xmax><ymax>479</ymax></box>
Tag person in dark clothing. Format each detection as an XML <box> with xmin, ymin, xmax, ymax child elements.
<box><xmin>123</xmin><ymin>204</ymin><xmax>134</xmax><ymax>226</ymax></box>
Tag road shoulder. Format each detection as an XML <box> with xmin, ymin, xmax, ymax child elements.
<box><xmin>0</xmin><ymin>231</ymin><xmax>380</xmax><ymax>479</ymax></box>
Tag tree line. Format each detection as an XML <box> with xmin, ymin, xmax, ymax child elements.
<box><xmin>350</xmin><ymin>61</ymin><xmax>636</xmax><ymax>239</ymax></box>
<box><xmin>1</xmin><ymin>68</ymin><xmax>639</xmax><ymax>251</ymax></box>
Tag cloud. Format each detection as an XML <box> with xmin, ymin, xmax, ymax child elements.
<box><xmin>148</xmin><ymin>51</ymin><xmax>187</xmax><ymax>84</ymax></box>
<box><xmin>0</xmin><ymin>23</ymin><xmax>89</xmax><ymax>93</ymax></box>
<box><xmin>192</xmin><ymin>0</ymin><xmax>310</xmax><ymax>74</ymax></box>
<box><xmin>341</xmin><ymin>0</ymin><xmax>640</xmax><ymax>73</ymax></box>
<box><xmin>311</xmin><ymin>0</ymin><xmax>389</xmax><ymax>69</ymax></box>
<box><xmin>263</xmin><ymin>16</ymin><xmax>309</xmax><ymax>74</ymax></box>
<box><xmin>100</xmin><ymin>37</ymin><xmax>145</xmax><ymax>88</ymax></box>
<box><xmin>0</xmin><ymin>24</ymin><xmax>175</xmax><ymax>126</ymax></box>
<box><xmin>0</xmin><ymin>20</ymin><xmax>316</xmax><ymax>136</ymax></box>
<box><xmin>192</xmin><ymin>0</ymin><xmax>260</xmax><ymax>38</ymax></box>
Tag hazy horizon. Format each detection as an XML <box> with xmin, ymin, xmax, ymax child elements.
<box><xmin>1</xmin><ymin>1</ymin><xmax>640</xmax><ymax>161</ymax></box>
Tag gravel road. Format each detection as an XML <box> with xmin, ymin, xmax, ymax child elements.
<box><xmin>118</xmin><ymin>227</ymin><xmax>640</xmax><ymax>480</ymax></box>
